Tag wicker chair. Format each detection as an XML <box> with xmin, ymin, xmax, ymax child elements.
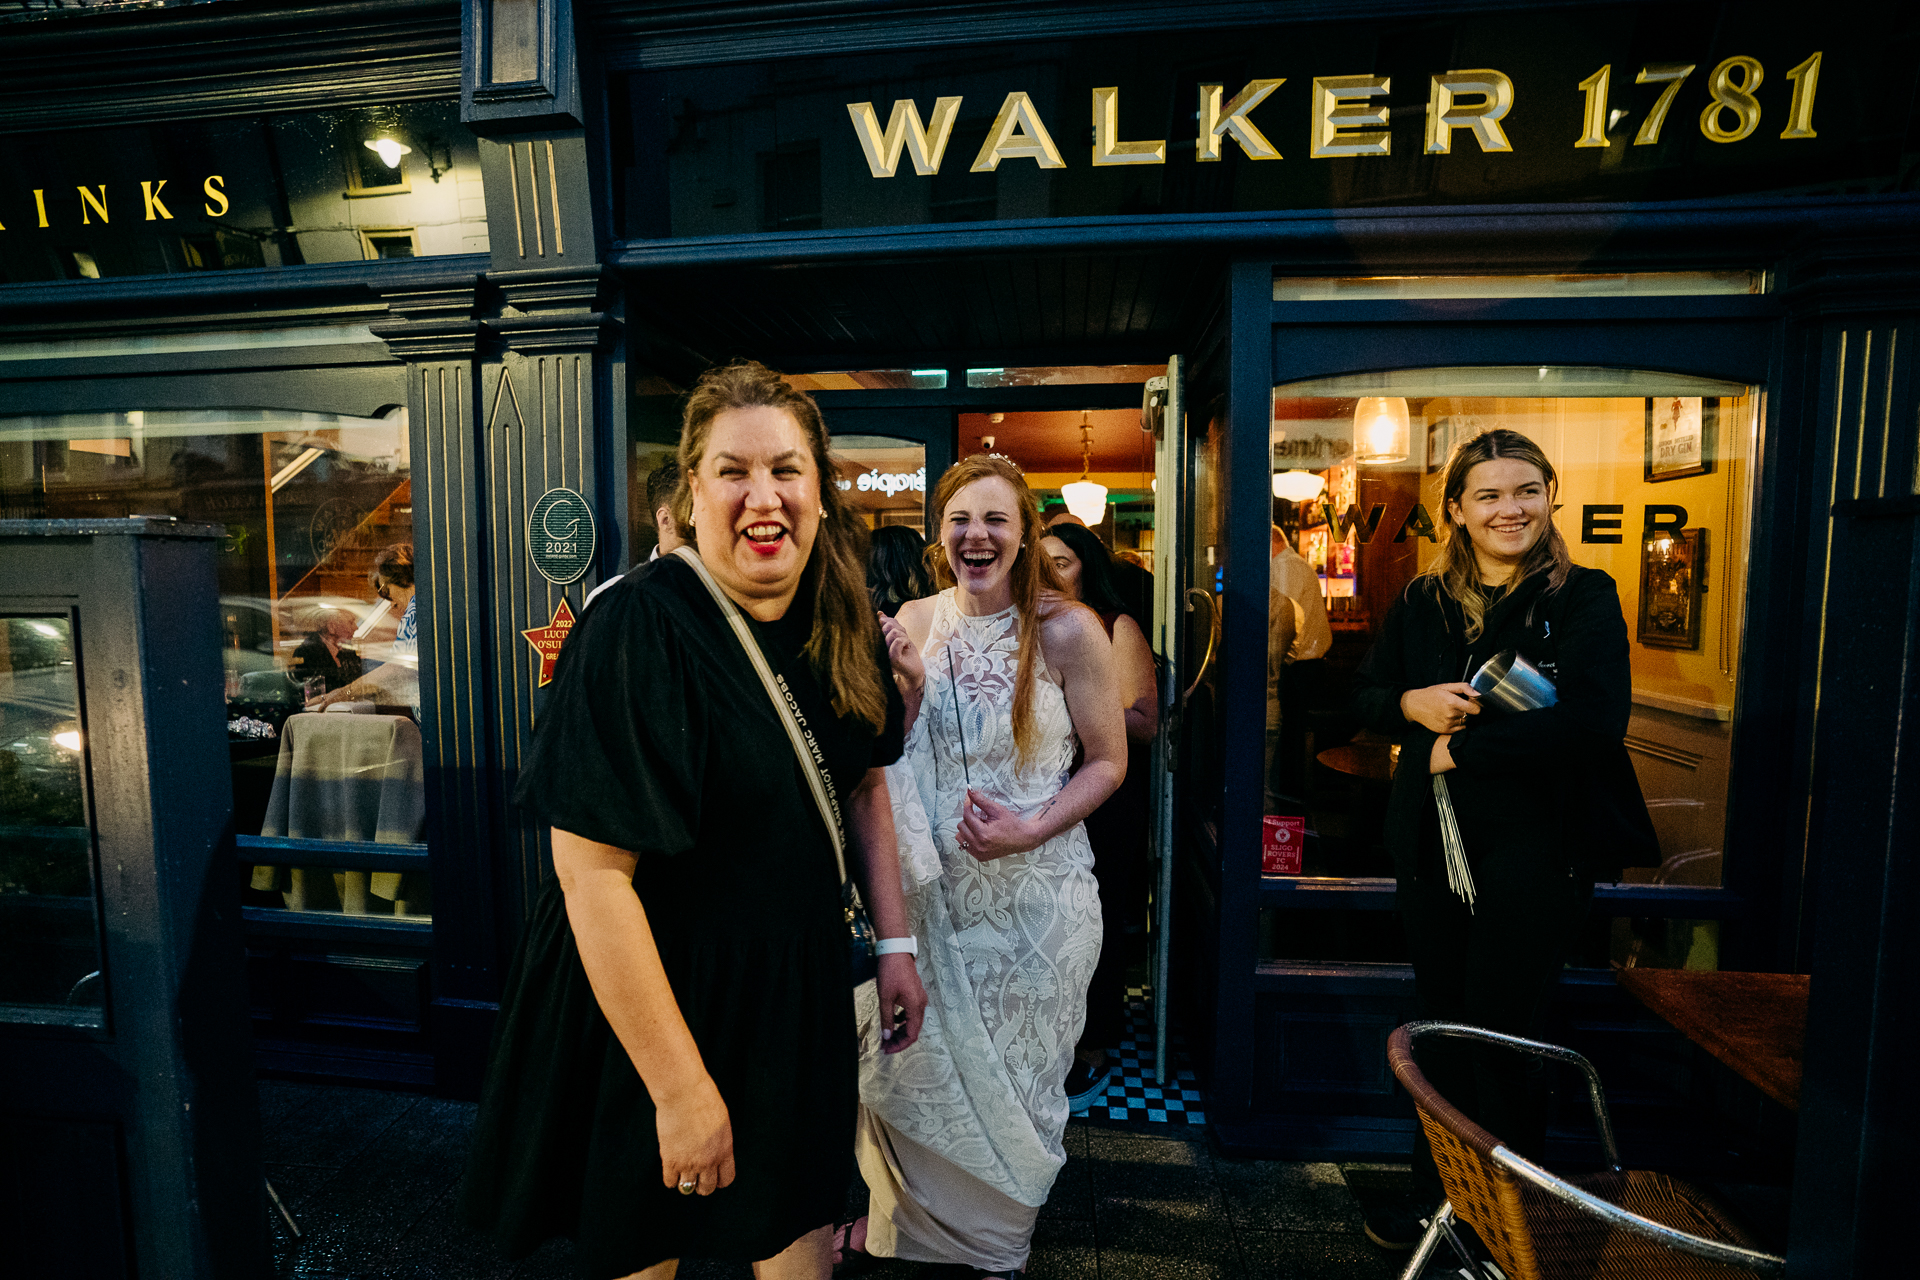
<box><xmin>1387</xmin><ymin>1022</ymin><xmax>1785</xmax><ymax>1280</ymax></box>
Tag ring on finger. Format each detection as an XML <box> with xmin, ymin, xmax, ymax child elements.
<box><xmin>678</xmin><ymin>1178</ymin><xmax>698</xmax><ymax>1195</ymax></box>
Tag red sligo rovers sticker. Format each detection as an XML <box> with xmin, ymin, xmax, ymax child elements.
<box><xmin>522</xmin><ymin>597</ymin><xmax>577</xmax><ymax>688</ymax></box>
<box><xmin>1262</xmin><ymin>815</ymin><xmax>1304</xmax><ymax>876</ymax></box>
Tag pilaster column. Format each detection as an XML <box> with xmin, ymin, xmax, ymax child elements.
<box><xmin>369</xmin><ymin>282</ymin><xmax>502</xmax><ymax>1087</ymax></box>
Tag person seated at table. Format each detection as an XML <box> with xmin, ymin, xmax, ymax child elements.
<box><xmin>286</xmin><ymin>607</ymin><xmax>363</xmax><ymax>694</ymax></box>
<box><xmin>307</xmin><ymin>544</ymin><xmax>419</xmax><ymax>718</ymax></box>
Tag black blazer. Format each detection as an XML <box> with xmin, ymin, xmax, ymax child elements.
<box><xmin>1353</xmin><ymin>566</ymin><xmax>1659</xmax><ymax>883</ymax></box>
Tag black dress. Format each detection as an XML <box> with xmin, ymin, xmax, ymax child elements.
<box><xmin>1352</xmin><ymin>566</ymin><xmax>1656</xmax><ymax>1192</ymax></box>
<box><xmin>460</xmin><ymin>555</ymin><xmax>904</xmax><ymax>1277</ymax></box>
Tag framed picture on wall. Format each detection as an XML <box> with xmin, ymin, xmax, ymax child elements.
<box><xmin>1638</xmin><ymin>527</ymin><xmax>1708</xmax><ymax>650</ymax></box>
<box><xmin>1645</xmin><ymin>396</ymin><xmax>1717</xmax><ymax>482</ymax></box>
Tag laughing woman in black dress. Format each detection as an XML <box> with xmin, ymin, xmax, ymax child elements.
<box><xmin>462</xmin><ymin>361</ymin><xmax>928</xmax><ymax>1280</ymax></box>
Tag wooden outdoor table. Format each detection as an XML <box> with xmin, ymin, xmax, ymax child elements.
<box><xmin>1613</xmin><ymin>967</ymin><xmax>1810</xmax><ymax>1110</ymax></box>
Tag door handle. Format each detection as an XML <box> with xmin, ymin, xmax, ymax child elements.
<box><xmin>1183</xmin><ymin>587</ymin><xmax>1218</xmax><ymax>702</ymax></box>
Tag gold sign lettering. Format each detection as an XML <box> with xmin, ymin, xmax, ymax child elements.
<box><xmin>971</xmin><ymin>92</ymin><xmax>1066</xmax><ymax>171</ymax></box>
<box><xmin>78</xmin><ymin>185</ymin><xmax>109</xmax><ymax>225</ymax></box>
<box><xmin>1781</xmin><ymin>52</ymin><xmax>1822</xmax><ymax>139</ymax></box>
<box><xmin>1575</xmin><ymin>65</ymin><xmax>1611</xmax><ymax>148</ymax></box>
<box><xmin>1091</xmin><ymin>87</ymin><xmax>1166</xmax><ymax>165</ymax></box>
<box><xmin>1634</xmin><ymin>64</ymin><xmax>1696</xmax><ymax>145</ymax></box>
<box><xmin>837</xmin><ymin>49</ymin><xmax>1828</xmax><ymax>183</ymax></box>
<box><xmin>1426</xmin><ymin>70</ymin><xmax>1516</xmax><ymax>154</ymax></box>
<box><xmin>32</xmin><ymin>188</ymin><xmax>48</xmax><ymax>228</ymax></box>
<box><xmin>1700</xmin><ymin>56</ymin><xmax>1763</xmax><ymax>143</ymax></box>
<box><xmin>204</xmin><ymin>174</ymin><xmax>229</xmax><ymax>217</ymax></box>
<box><xmin>141</xmin><ymin>179</ymin><xmax>173</xmax><ymax>221</ymax></box>
<box><xmin>846</xmin><ymin>97</ymin><xmax>963</xmax><ymax>177</ymax></box>
<box><xmin>1311</xmin><ymin>75</ymin><xmax>1391</xmax><ymax>158</ymax></box>
<box><xmin>1196</xmin><ymin>80</ymin><xmax>1284</xmax><ymax>162</ymax></box>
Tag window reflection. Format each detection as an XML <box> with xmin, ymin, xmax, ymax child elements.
<box><xmin>0</xmin><ymin>102</ymin><xmax>487</xmax><ymax>283</ymax></box>
<box><xmin>0</xmin><ymin>409</ymin><xmax>429</xmax><ymax>920</ymax></box>
<box><xmin>1262</xmin><ymin>369</ymin><xmax>1756</xmax><ymax>971</ymax></box>
<box><xmin>833</xmin><ymin>435</ymin><xmax>927</xmax><ymax>533</ymax></box>
<box><xmin>0</xmin><ymin>616</ymin><xmax>104</xmax><ymax>1027</ymax></box>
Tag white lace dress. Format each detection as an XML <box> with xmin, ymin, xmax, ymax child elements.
<box><xmin>855</xmin><ymin>591</ymin><xmax>1102</xmax><ymax>1271</ymax></box>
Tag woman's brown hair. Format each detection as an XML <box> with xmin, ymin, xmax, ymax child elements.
<box><xmin>1427</xmin><ymin>427</ymin><xmax>1573</xmax><ymax>641</ymax></box>
<box><xmin>928</xmin><ymin>454</ymin><xmax>1071</xmax><ymax>766</ymax></box>
<box><xmin>677</xmin><ymin>360</ymin><xmax>888</xmax><ymax>734</ymax></box>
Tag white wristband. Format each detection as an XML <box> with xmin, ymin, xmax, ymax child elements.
<box><xmin>874</xmin><ymin>937</ymin><xmax>918</xmax><ymax>957</ymax></box>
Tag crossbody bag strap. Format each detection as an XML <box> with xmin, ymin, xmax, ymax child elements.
<box><xmin>671</xmin><ymin>547</ymin><xmax>852</xmax><ymax>888</ymax></box>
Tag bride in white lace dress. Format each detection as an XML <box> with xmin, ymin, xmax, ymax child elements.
<box><xmin>844</xmin><ymin>456</ymin><xmax>1126</xmax><ymax>1280</ymax></box>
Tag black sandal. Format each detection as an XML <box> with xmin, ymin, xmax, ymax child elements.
<box><xmin>831</xmin><ymin>1218</ymin><xmax>876</xmax><ymax>1278</ymax></box>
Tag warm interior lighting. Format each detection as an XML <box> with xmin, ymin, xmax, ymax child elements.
<box><xmin>1060</xmin><ymin>410</ymin><xmax>1108</xmax><ymax>524</ymax></box>
<box><xmin>1272</xmin><ymin>470</ymin><xmax>1327</xmax><ymax>502</ymax></box>
<box><xmin>1353</xmin><ymin>396</ymin><xmax>1411</xmax><ymax>463</ymax></box>
<box><xmin>53</xmin><ymin>728</ymin><xmax>82</xmax><ymax>752</ymax></box>
<box><xmin>364</xmin><ymin>137</ymin><xmax>412</xmax><ymax>169</ymax></box>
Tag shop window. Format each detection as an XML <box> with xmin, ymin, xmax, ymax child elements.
<box><xmin>348</xmin><ymin>144</ymin><xmax>412</xmax><ymax>197</ymax></box>
<box><xmin>833</xmin><ymin>435</ymin><xmax>928</xmax><ymax>534</ymax></box>
<box><xmin>0</xmin><ymin>101</ymin><xmax>488</xmax><ymax>282</ymax></box>
<box><xmin>1273</xmin><ymin>271</ymin><xmax>1764</xmax><ymax>302</ymax></box>
<box><xmin>359</xmin><ymin>229</ymin><xmax>420</xmax><ymax>260</ymax></box>
<box><xmin>1257</xmin><ymin>368</ymin><xmax>1756</xmax><ymax>971</ymax></box>
<box><xmin>1180</xmin><ymin>407</ymin><xmax>1228</xmax><ymax>836</ymax></box>
<box><xmin>761</xmin><ymin>142</ymin><xmax>822</xmax><ymax>231</ymax></box>
<box><xmin>486</xmin><ymin>0</ymin><xmax>540</xmax><ymax>84</ymax></box>
<box><xmin>786</xmin><ymin>369</ymin><xmax>948</xmax><ymax>391</ymax></box>
<box><xmin>928</xmin><ymin>118</ymin><xmax>997</xmax><ymax>223</ymax></box>
<box><xmin>0</xmin><ymin>409</ymin><xmax>430</xmax><ymax>923</ymax></box>
<box><xmin>965</xmin><ymin>365</ymin><xmax>1164</xmax><ymax>388</ymax></box>
<box><xmin>0</xmin><ymin>615</ymin><xmax>104</xmax><ymax>1028</ymax></box>
<box><xmin>179</xmin><ymin>231</ymin><xmax>266</xmax><ymax>272</ymax></box>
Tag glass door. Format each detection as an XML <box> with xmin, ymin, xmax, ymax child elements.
<box><xmin>1262</xmin><ymin>367</ymin><xmax>1759</xmax><ymax>971</ymax></box>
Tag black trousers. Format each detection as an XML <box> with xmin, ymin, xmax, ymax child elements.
<box><xmin>1397</xmin><ymin>840</ymin><xmax>1593</xmax><ymax>1202</ymax></box>
<box><xmin>1080</xmin><ymin>741</ymin><xmax>1150</xmax><ymax>1056</ymax></box>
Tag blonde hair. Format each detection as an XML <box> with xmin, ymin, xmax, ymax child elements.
<box><xmin>678</xmin><ymin>360</ymin><xmax>888</xmax><ymax>734</ymax></box>
<box><xmin>1427</xmin><ymin>427</ymin><xmax>1573</xmax><ymax>642</ymax></box>
<box><xmin>928</xmin><ymin>455</ymin><xmax>1070</xmax><ymax>765</ymax></box>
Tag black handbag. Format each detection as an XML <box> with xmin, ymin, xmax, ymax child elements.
<box><xmin>673</xmin><ymin>548</ymin><xmax>878</xmax><ymax>987</ymax></box>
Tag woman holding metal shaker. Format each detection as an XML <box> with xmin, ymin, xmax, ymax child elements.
<box><xmin>1351</xmin><ymin>428</ymin><xmax>1656</xmax><ymax>1250</ymax></box>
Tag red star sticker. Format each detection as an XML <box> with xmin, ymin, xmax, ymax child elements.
<box><xmin>522</xmin><ymin>598</ymin><xmax>577</xmax><ymax>688</ymax></box>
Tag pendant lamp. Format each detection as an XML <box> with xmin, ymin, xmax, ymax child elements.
<box><xmin>1271</xmin><ymin>470</ymin><xmax>1327</xmax><ymax>502</ymax></box>
<box><xmin>364</xmin><ymin>137</ymin><xmax>412</xmax><ymax>168</ymax></box>
<box><xmin>1353</xmin><ymin>396</ymin><xmax>1411</xmax><ymax>464</ymax></box>
<box><xmin>1060</xmin><ymin>410</ymin><xmax>1109</xmax><ymax>524</ymax></box>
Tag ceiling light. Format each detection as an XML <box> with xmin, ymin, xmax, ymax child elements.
<box><xmin>1272</xmin><ymin>470</ymin><xmax>1327</xmax><ymax>502</ymax></box>
<box><xmin>364</xmin><ymin>137</ymin><xmax>412</xmax><ymax>169</ymax></box>
<box><xmin>1060</xmin><ymin>410</ymin><xmax>1108</xmax><ymax>524</ymax></box>
<box><xmin>1353</xmin><ymin>396</ymin><xmax>1410</xmax><ymax>464</ymax></box>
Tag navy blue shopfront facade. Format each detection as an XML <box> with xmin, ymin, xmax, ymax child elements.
<box><xmin>2</xmin><ymin>1</ymin><xmax>1916</xmax><ymax>1274</ymax></box>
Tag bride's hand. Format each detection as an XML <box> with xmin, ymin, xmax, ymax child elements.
<box><xmin>879</xmin><ymin>612</ymin><xmax>925</xmax><ymax>691</ymax></box>
<box><xmin>954</xmin><ymin>789</ymin><xmax>1039</xmax><ymax>861</ymax></box>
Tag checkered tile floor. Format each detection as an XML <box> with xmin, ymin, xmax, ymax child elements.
<box><xmin>1080</xmin><ymin>985</ymin><xmax>1207</xmax><ymax>1127</ymax></box>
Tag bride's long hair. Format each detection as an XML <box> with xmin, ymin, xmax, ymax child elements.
<box><xmin>929</xmin><ymin>455</ymin><xmax>1068</xmax><ymax>766</ymax></box>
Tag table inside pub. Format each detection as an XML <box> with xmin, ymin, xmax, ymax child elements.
<box><xmin>1613</xmin><ymin>967</ymin><xmax>1810</xmax><ymax>1110</ymax></box>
